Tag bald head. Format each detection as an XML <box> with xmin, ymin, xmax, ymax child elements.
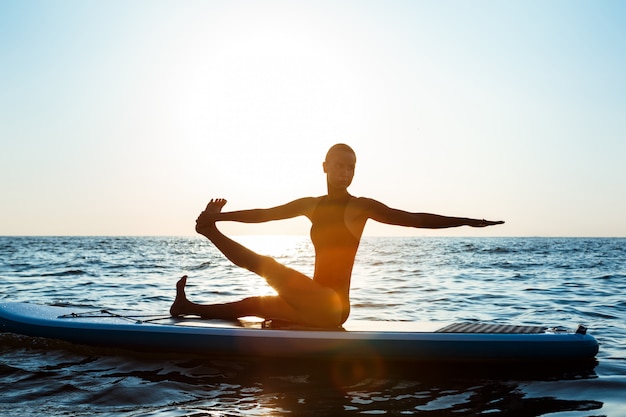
<box><xmin>325</xmin><ymin>144</ymin><xmax>356</xmax><ymax>163</ymax></box>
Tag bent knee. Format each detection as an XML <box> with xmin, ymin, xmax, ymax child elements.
<box><xmin>311</xmin><ymin>290</ymin><xmax>347</xmax><ymax>328</ymax></box>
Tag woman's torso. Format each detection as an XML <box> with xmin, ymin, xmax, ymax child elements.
<box><xmin>309</xmin><ymin>195</ymin><xmax>367</xmax><ymax>301</ymax></box>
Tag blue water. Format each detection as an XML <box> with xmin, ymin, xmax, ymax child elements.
<box><xmin>1</xmin><ymin>236</ymin><xmax>625</xmax><ymax>416</ymax></box>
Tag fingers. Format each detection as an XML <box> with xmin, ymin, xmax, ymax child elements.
<box><xmin>477</xmin><ymin>219</ymin><xmax>505</xmax><ymax>227</ymax></box>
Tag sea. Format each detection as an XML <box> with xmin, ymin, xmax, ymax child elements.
<box><xmin>0</xmin><ymin>236</ymin><xmax>625</xmax><ymax>416</ymax></box>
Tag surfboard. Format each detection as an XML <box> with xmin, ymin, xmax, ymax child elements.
<box><xmin>0</xmin><ymin>302</ymin><xmax>599</xmax><ymax>362</ymax></box>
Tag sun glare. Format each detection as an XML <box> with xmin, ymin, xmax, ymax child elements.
<box><xmin>163</xmin><ymin>4</ymin><xmax>381</xmax><ymax>230</ymax></box>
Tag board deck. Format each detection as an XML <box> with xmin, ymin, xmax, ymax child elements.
<box><xmin>0</xmin><ymin>302</ymin><xmax>599</xmax><ymax>362</ymax></box>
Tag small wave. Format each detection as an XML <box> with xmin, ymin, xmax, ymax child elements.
<box><xmin>582</xmin><ymin>310</ymin><xmax>620</xmax><ymax>320</ymax></box>
<box><xmin>188</xmin><ymin>261</ymin><xmax>213</xmax><ymax>271</ymax></box>
<box><xmin>483</xmin><ymin>247</ymin><xmax>516</xmax><ymax>254</ymax></box>
<box><xmin>597</xmin><ymin>274</ymin><xmax>626</xmax><ymax>281</ymax></box>
<box><xmin>41</xmin><ymin>269</ymin><xmax>88</xmax><ymax>277</ymax></box>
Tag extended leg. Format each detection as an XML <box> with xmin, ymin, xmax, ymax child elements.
<box><xmin>170</xmin><ymin>275</ymin><xmax>304</xmax><ymax>322</ymax></box>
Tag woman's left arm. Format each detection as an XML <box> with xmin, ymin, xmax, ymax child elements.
<box><xmin>361</xmin><ymin>198</ymin><xmax>504</xmax><ymax>229</ymax></box>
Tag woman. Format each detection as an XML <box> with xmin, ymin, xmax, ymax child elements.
<box><xmin>170</xmin><ymin>144</ymin><xmax>504</xmax><ymax>327</ymax></box>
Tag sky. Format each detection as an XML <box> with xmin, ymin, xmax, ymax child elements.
<box><xmin>1</xmin><ymin>0</ymin><xmax>625</xmax><ymax>237</ymax></box>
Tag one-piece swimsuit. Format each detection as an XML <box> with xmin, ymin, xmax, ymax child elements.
<box><xmin>310</xmin><ymin>195</ymin><xmax>360</xmax><ymax>321</ymax></box>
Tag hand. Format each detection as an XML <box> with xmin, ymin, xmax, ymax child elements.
<box><xmin>195</xmin><ymin>199</ymin><xmax>227</xmax><ymax>235</ymax></box>
<box><xmin>473</xmin><ymin>219</ymin><xmax>505</xmax><ymax>227</ymax></box>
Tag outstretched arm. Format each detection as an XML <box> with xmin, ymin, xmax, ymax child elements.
<box><xmin>362</xmin><ymin>198</ymin><xmax>504</xmax><ymax>229</ymax></box>
<box><xmin>197</xmin><ymin>197</ymin><xmax>317</xmax><ymax>225</ymax></box>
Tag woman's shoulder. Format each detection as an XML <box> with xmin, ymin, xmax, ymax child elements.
<box><xmin>351</xmin><ymin>196</ymin><xmax>382</xmax><ymax>206</ymax></box>
<box><xmin>349</xmin><ymin>197</ymin><xmax>394</xmax><ymax>217</ymax></box>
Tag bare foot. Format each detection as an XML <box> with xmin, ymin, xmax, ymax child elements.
<box><xmin>170</xmin><ymin>275</ymin><xmax>192</xmax><ymax>317</ymax></box>
<box><xmin>195</xmin><ymin>198</ymin><xmax>227</xmax><ymax>237</ymax></box>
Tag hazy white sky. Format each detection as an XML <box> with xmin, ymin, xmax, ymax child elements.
<box><xmin>1</xmin><ymin>0</ymin><xmax>625</xmax><ymax>237</ymax></box>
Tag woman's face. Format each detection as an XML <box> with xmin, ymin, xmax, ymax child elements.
<box><xmin>323</xmin><ymin>150</ymin><xmax>356</xmax><ymax>189</ymax></box>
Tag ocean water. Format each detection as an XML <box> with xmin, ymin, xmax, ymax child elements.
<box><xmin>0</xmin><ymin>236</ymin><xmax>625</xmax><ymax>416</ymax></box>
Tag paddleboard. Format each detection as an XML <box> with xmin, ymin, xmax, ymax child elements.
<box><xmin>0</xmin><ymin>302</ymin><xmax>599</xmax><ymax>362</ymax></box>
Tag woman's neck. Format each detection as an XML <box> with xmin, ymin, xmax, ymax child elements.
<box><xmin>326</xmin><ymin>186</ymin><xmax>351</xmax><ymax>201</ymax></box>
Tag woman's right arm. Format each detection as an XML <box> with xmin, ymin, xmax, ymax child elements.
<box><xmin>214</xmin><ymin>197</ymin><xmax>317</xmax><ymax>224</ymax></box>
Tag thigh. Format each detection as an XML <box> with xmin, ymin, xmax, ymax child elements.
<box><xmin>256</xmin><ymin>295</ymin><xmax>305</xmax><ymax>323</ymax></box>
<box><xmin>257</xmin><ymin>295</ymin><xmax>342</xmax><ymax>328</ymax></box>
<box><xmin>258</xmin><ymin>255</ymin><xmax>321</xmax><ymax>297</ymax></box>
<box><xmin>259</xmin><ymin>257</ymin><xmax>344</xmax><ymax>327</ymax></box>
